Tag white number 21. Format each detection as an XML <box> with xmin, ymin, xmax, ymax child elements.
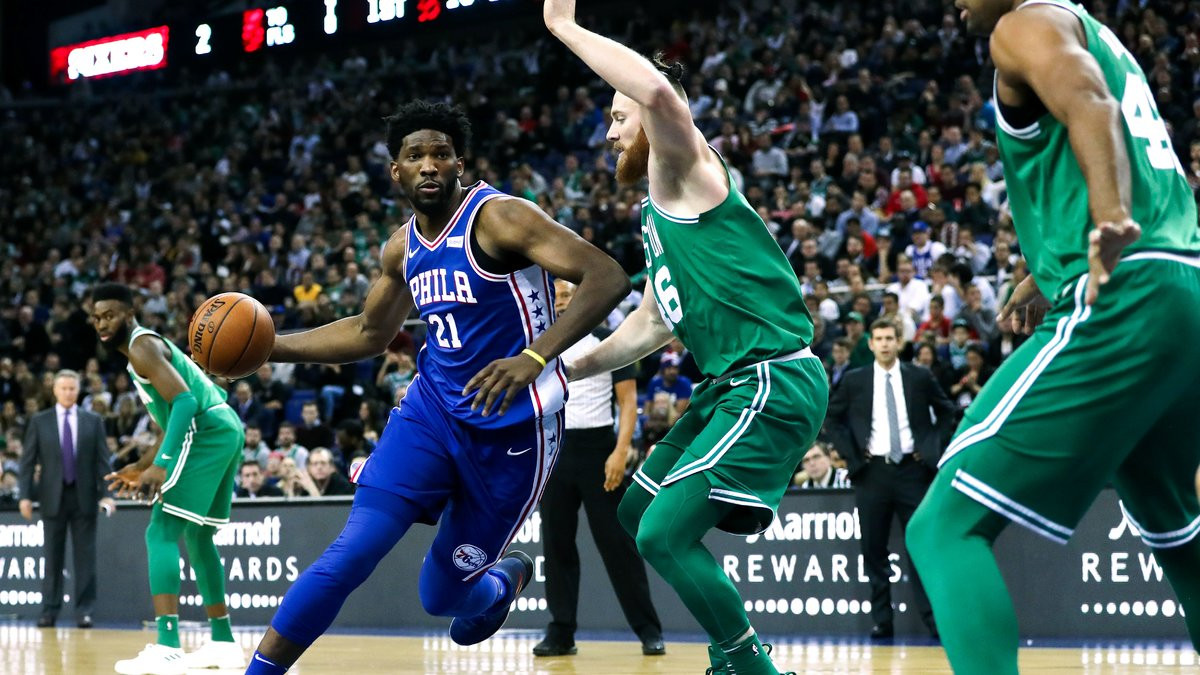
<box><xmin>428</xmin><ymin>313</ymin><xmax>462</xmax><ymax>349</ymax></box>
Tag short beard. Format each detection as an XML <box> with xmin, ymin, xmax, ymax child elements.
<box><xmin>407</xmin><ymin>182</ymin><xmax>458</xmax><ymax>217</ymax></box>
<box><xmin>615</xmin><ymin>129</ymin><xmax>650</xmax><ymax>187</ymax></box>
<box><xmin>108</xmin><ymin>320</ymin><xmax>131</xmax><ymax>349</ymax></box>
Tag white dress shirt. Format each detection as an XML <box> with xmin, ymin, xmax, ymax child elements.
<box><xmin>868</xmin><ymin>362</ymin><xmax>914</xmax><ymax>457</ymax></box>
<box><xmin>55</xmin><ymin>403</ymin><xmax>79</xmax><ymax>451</ymax></box>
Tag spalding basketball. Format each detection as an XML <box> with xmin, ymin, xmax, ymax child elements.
<box><xmin>189</xmin><ymin>292</ymin><xmax>275</xmax><ymax>379</ymax></box>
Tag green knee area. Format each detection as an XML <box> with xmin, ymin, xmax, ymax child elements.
<box><xmin>634</xmin><ymin>474</ymin><xmax>751</xmax><ymax>645</ymax></box>
<box><xmin>617</xmin><ymin>482</ymin><xmax>652</xmax><ymax>539</ymax></box>
<box><xmin>183</xmin><ymin>522</ymin><xmax>228</xmax><ymax>607</ymax></box>
<box><xmin>146</xmin><ymin>507</ymin><xmax>187</xmax><ymax>597</ymax></box>
<box><xmin>907</xmin><ymin>473</ymin><xmax>1019</xmax><ymax>675</ymax></box>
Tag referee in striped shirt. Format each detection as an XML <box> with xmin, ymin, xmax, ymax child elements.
<box><xmin>534</xmin><ymin>280</ymin><xmax>664</xmax><ymax>658</ymax></box>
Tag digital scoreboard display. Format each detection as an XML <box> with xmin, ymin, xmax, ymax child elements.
<box><xmin>49</xmin><ymin>26</ymin><xmax>170</xmax><ymax>82</ymax></box>
<box><xmin>48</xmin><ymin>0</ymin><xmax>516</xmax><ymax>84</ymax></box>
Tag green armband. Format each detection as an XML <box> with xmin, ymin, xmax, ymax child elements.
<box><xmin>154</xmin><ymin>391</ymin><xmax>198</xmax><ymax>468</ymax></box>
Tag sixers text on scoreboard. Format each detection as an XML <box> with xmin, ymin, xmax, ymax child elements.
<box><xmin>49</xmin><ymin>26</ymin><xmax>168</xmax><ymax>83</ymax></box>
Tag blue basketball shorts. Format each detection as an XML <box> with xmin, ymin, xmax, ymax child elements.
<box><xmin>352</xmin><ymin>378</ymin><xmax>565</xmax><ymax>580</ymax></box>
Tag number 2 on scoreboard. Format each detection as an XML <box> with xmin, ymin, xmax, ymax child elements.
<box><xmin>195</xmin><ymin>24</ymin><xmax>212</xmax><ymax>55</ymax></box>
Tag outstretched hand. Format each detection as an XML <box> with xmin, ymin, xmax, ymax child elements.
<box><xmin>997</xmin><ymin>275</ymin><xmax>1051</xmax><ymax>335</ymax></box>
<box><xmin>463</xmin><ymin>353</ymin><xmax>546</xmax><ymax>417</ymax></box>
<box><xmin>544</xmin><ymin>0</ymin><xmax>577</xmax><ymax>31</ymax></box>
<box><xmin>105</xmin><ymin>465</ymin><xmax>143</xmax><ymax>500</ymax></box>
<box><xmin>1086</xmin><ymin>219</ymin><xmax>1141</xmax><ymax>305</ymax></box>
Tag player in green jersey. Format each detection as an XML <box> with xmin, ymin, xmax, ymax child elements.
<box><xmin>545</xmin><ymin>3</ymin><xmax>828</xmax><ymax>674</ymax></box>
<box><xmin>93</xmin><ymin>284</ymin><xmax>246</xmax><ymax>675</ymax></box>
<box><xmin>907</xmin><ymin>2</ymin><xmax>1200</xmax><ymax>673</ymax></box>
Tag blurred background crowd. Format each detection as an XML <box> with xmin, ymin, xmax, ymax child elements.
<box><xmin>2</xmin><ymin>0</ymin><xmax>1199</xmax><ymax>506</ymax></box>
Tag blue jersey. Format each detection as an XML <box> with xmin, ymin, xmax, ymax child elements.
<box><xmin>403</xmin><ymin>182</ymin><xmax>567</xmax><ymax>429</ymax></box>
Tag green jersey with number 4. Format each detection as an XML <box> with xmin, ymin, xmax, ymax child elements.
<box><xmin>127</xmin><ymin>325</ymin><xmax>228</xmax><ymax>429</ymax></box>
<box><xmin>640</xmin><ymin>150</ymin><xmax>813</xmax><ymax>378</ymax></box>
<box><xmin>996</xmin><ymin>0</ymin><xmax>1200</xmax><ymax>297</ymax></box>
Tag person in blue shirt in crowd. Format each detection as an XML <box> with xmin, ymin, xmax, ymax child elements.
<box><xmin>646</xmin><ymin>353</ymin><xmax>693</xmax><ymax>408</ymax></box>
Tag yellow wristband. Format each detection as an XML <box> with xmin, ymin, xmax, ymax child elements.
<box><xmin>521</xmin><ymin>348</ymin><xmax>547</xmax><ymax>368</ymax></box>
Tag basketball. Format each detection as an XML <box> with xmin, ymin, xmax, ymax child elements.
<box><xmin>188</xmin><ymin>292</ymin><xmax>275</xmax><ymax>379</ymax></box>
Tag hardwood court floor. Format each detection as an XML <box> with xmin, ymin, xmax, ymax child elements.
<box><xmin>0</xmin><ymin>623</ymin><xmax>1195</xmax><ymax>673</ymax></box>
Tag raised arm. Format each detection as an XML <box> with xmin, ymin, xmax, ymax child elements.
<box><xmin>544</xmin><ymin>0</ymin><xmax>708</xmax><ymax>179</ymax></box>
<box><xmin>567</xmin><ymin>277</ymin><xmax>674</xmax><ymax>381</ymax></box>
<box><xmin>991</xmin><ymin>8</ymin><xmax>1141</xmax><ymax>303</ymax></box>
<box><xmin>272</xmin><ymin>227</ymin><xmax>415</xmax><ymax>364</ymax></box>
<box><xmin>463</xmin><ymin>197</ymin><xmax>630</xmax><ymax>416</ymax></box>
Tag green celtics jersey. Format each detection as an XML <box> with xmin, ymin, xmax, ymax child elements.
<box><xmin>996</xmin><ymin>0</ymin><xmax>1200</xmax><ymax>296</ymax></box>
<box><xmin>127</xmin><ymin>325</ymin><xmax>228</xmax><ymax>429</ymax></box>
<box><xmin>640</xmin><ymin>151</ymin><xmax>813</xmax><ymax>377</ymax></box>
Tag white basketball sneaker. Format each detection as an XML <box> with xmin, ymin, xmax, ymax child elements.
<box><xmin>113</xmin><ymin>643</ymin><xmax>187</xmax><ymax>675</ymax></box>
<box><xmin>183</xmin><ymin>639</ymin><xmax>247</xmax><ymax>669</ymax></box>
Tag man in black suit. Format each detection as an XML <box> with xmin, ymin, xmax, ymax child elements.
<box><xmin>826</xmin><ymin>319</ymin><xmax>955</xmax><ymax>639</ymax></box>
<box><xmin>235</xmin><ymin>461</ymin><xmax>284</xmax><ymax>499</ymax></box>
<box><xmin>230</xmin><ymin>381</ymin><xmax>265</xmax><ymax>428</ymax></box>
<box><xmin>17</xmin><ymin>369</ymin><xmax>113</xmax><ymax>628</ymax></box>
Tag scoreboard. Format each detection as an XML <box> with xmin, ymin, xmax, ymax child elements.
<box><xmin>48</xmin><ymin>0</ymin><xmax>518</xmax><ymax>84</ymax></box>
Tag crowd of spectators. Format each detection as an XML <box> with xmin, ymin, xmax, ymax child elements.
<box><xmin>2</xmin><ymin>0</ymin><xmax>1199</xmax><ymax>506</ymax></box>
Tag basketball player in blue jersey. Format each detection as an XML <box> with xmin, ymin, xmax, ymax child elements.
<box><xmin>244</xmin><ymin>101</ymin><xmax>630</xmax><ymax>674</ymax></box>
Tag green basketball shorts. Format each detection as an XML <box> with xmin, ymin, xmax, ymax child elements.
<box><xmin>160</xmin><ymin>403</ymin><xmax>245</xmax><ymax>527</ymax></box>
<box><xmin>631</xmin><ymin>348</ymin><xmax>829</xmax><ymax>535</ymax></box>
<box><xmin>935</xmin><ymin>252</ymin><xmax>1200</xmax><ymax>547</ymax></box>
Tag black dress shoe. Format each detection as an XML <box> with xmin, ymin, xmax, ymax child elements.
<box><xmin>869</xmin><ymin>623</ymin><xmax>894</xmax><ymax>639</ymax></box>
<box><xmin>36</xmin><ymin>615</ymin><xmax>56</xmax><ymax>628</ymax></box>
<box><xmin>77</xmin><ymin>615</ymin><xmax>93</xmax><ymax>629</ymax></box>
<box><xmin>532</xmin><ymin>638</ymin><xmax>577</xmax><ymax>657</ymax></box>
<box><xmin>640</xmin><ymin>635</ymin><xmax>666</xmax><ymax>656</ymax></box>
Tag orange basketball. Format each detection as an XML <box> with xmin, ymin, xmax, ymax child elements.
<box><xmin>188</xmin><ymin>292</ymin><xmax>275</xmax><ymax>379</ymax></box>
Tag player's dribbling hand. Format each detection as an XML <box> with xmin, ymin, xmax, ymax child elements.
<box><xmin>543</xmin><ymin>0</ymin><xmax>577</xmax><ymax>31</ymax></box>
<box><xmin>463</xmin><ymin>354</ymin><xmax>546</xmax><ymax>417</ymax></box>
<box><xmin>137</xmin><ymin>465</ymin><xmax>168</xmax><ymax>502</ymax></box>
<box><xmin>997</xmin><ymin>275</ymin><xmax>1051</xmax><ymax>335</ymax></box>
<box><xmin>105</xmin><ymin>465</ymin><xmax>142</xmax><ymax>499</ymax></box>
<box><xmin>1087</xmin><ymin>219</ymin><xmax>1141</xmax><ymax>305</ymax></box>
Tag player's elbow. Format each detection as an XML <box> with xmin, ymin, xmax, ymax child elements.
<box><xmin>356</xmin><ymin>315</ymin><xmax>394</xmax><ymax>357</ymax></box>
<box><xmin>642</xmin><ymin>81</ymin><xmax>682</xmax><ymax>113</ymax></box>
<box><xmin>611</xmin><ymin>270</ymin><xmax>633</xmax><ymax>299</ymax></box>
<box><xmin>584</xmin><ymin>254</ymin><xmax>631</xmax><ymax>302</ymax></box>
<box><xmin>602</xmin><ymin>271</ymin><xmax>633</xmax><ymax>311</ymax></box>
<box><xmin>1064</xmin><ymin>88</ymin><xmax>1120</xmax><ymax>129</ymax></box>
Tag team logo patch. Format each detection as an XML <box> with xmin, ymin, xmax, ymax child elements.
<box><xmin>349</xmin><ymin>457</ymin><xmax>368</xmax><ymax>484</ymax></box>
<box><xmin>452</xmin><ymin>544</ymin><xmax>488</xmax><ymax>572</ymax></box>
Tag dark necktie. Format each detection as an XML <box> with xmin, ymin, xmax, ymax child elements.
<box><xmin>62</xmin><ymin>409</ymin><xmax>77</xmax><ymax>485</ymax></box>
